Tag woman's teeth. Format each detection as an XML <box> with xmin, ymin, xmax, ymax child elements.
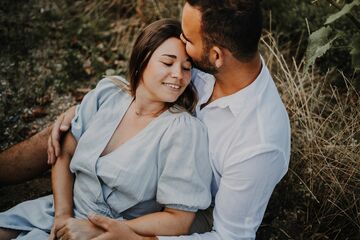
<box><xmin>163</xmin><ymin>83</ymin><xmax>180</xmax><ymax>89</ymax></box>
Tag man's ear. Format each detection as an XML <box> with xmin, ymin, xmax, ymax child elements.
<box><xmin>210</xmin><ymin>46</ymin><xmax>224</xmax><ymax>69</ymax></box>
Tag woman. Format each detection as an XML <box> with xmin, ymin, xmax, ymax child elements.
<box><xmin>0</xmin><ymin>19</ymin><xmax>212</xmax><ymax>240</ymax></box>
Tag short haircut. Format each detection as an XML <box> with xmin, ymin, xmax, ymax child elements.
<box><xmin>186</xmin><ymin>0</ymin><xmax>263</xmax><ymax>61</ymax></box>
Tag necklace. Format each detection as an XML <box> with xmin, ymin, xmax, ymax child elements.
<box><xmin>135</xmin><ymin>110</ymin><xmax>162</xmax><ymax>117</ymax></box>
<box><xmin>133</xmin><ymin>100</ymin><xmax>166</xmax><ymax>117</ymax></box>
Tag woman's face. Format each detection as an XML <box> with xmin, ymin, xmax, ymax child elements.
<box><xmin>137</xmin><ymin>37</ymin><xmax>192</xmax><ymax>103</ymax></box>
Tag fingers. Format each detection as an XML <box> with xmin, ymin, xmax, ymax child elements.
<box><xmin>59</xmin><ymin>232</ymin><xmax>71</xmax><ymax>240</ymax></box>
<box><xmin>56</xmin><ymin>224</ymin><xmax>67</xmax><ymax>240</ymax></box>
<box><xmin>88</xmin><ymin>214</ymin><xmax>110</xmax><ymax>230</ymax></box>
<box><xmin>61</xmin><ymin>109</ymin><xmax>73</xmax><ymax>132</ymax></box>
<box><xmin>48</xmin><ymin>106</ymin><xmax>76</xmax><ymax>163</ymax></box>
<box><xmin>49</xmin><ymin>227</ymin><xmax>56</xmax><ymax>240</ymax></box>
<box><xmin>52</xmin><ymin>114</ymin><xmax>65</xmax><ymax>158</ymax></box>
<box><xmin>48</xmin><ymin>135</ymin><xmax>55</xmax><ymax>165</ymax></box>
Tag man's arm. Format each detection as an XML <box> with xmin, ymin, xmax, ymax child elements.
<box><xmin>158</xmin><ymin>150</ymin><xmax>287</xmax><ymax>240</ymax></box>
<box><xmin>86</xmin><ymin>207</ymin><xmax>195</xmax><ymax>240</ymax></box>
<box><xmin>0</xmin><ymin>126</ymin><xmax>50</xmax><ymax>185</ymax></box>
<box><xmin>125</xmin><ymin>207</ymin><xmax>195</xmax><ymax>236</ymax></box>
<box><xmin>0</xmin><ymin>106</ymin><xmax>76</xmax><ymax>185</ymax></box>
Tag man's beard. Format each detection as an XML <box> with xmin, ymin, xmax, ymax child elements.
<box><xmin>192</xmin><ymin>50</ymin><xmax>218</xmax><ymax>75</ymax></box>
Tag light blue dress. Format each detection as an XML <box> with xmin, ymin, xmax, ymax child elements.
<box><xmin>0</xmin><ymin>77</ymin><xmax>212</xmax><ymax>239</ymax></box>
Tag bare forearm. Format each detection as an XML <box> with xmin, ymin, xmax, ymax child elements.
<box><xmin>52</xmin><ymin>132</ymin><xmax>76</xmax><ymax>217</ymax></box>
<box><xmin>126</xmin><ymin>208</ymin><xmax>195</xmax><ymax>237</ymax></box>
<box><xmin>0</xmin><ymin>126</ymin><xmax>50</xmax><ymax>185</ymax></box>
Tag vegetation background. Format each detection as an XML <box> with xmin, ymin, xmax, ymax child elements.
<box><xmin>0</xmin><ymin>0</ymin><xmax>359</xmax><ymax>239</ymax></box>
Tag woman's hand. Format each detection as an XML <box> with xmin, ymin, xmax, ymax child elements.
<box><xmin>48</xmin><ymin>106</ymin><xmax>77</xmax><ymax>164</ymax></box>
<box><xmin>49</xmin><ymin>214</ymin><xmax>71</xmax><ymax>240</ymax></box>
<box><xmin>54</xmin><ymin>217</ymin><xmax>104</xmax><ymax>240</ymax></box>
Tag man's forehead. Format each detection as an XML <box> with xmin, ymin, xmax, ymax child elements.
<box><xmin>181</xmin><ymin>3</ymin><xmax>202</xmax><ymax>37</ymax></box>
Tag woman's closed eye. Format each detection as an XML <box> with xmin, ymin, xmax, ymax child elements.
<box><xmin>161</xmin><ymin>61</ymin><xmax>173</xmax><ymax>67</ymax></box>
<box><xmin>161</xmin><ymin>61</ymin><xmax>192</xmax><ymax>71</ymax></box>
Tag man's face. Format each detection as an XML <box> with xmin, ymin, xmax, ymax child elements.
<box><xmin>181</xmin><ymin>3</ymin><xmax>218</xmax><ymax>74</ymax></box>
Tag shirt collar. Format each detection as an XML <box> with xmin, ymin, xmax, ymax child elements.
<box><xmin>193</xmin><ymin>55</ymin><xmax>269</xmax><ymax>117</ymax></box>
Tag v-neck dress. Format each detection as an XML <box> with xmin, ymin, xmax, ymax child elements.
<box><xmin>0</xmin><ymin>77</ymin><xmax>212</xmax><ymax>239</ymax></box>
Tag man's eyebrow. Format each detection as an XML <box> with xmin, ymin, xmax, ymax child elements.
<box><xmin>181</xmin><ymin>32</ymin><xmax>192</xmax><ymax>43</ymax></box>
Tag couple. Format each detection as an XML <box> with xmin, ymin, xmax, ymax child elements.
<box><xmin>0</xmin><ymin>1</ymin><xmax>291</xmax><ymax>239</ymax></box>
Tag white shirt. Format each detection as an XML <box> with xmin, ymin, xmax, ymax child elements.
<box><xmin>159</xmin><ymin>57</ymin><xmax>291</xmax><ymax>239</ymax></box>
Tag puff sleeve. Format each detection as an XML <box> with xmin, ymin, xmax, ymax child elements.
<box><xmin>156</xmin><ymin>113</ymin><xmax>212</xmax><ymax>212</ymax></box>
<box><xmin>71</xmin><ymin>77</ymin><xmax>125</xmax><ymax>141</ymax></box>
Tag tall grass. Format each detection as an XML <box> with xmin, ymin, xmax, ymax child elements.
<box><xmin>261</xmin><ymin>31</ymin><xmax>360</xmax><ymax>239</ymax></box>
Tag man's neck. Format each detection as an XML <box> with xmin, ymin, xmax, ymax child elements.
<box><xmin>211</xmin><ymin>53</ymin><xmax>262</xmax><ymax>101</ymax></box>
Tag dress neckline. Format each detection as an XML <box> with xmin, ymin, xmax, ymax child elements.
<box><xmin>99</xmin><ymin>97</ymin><xmax>170</xmax><ymax>159</ymax></box>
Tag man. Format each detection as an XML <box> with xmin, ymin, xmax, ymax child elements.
<box><xmin>0</xmin><ymin>0</ymin><xmax>290</xmax><ymax>239</ymax></box>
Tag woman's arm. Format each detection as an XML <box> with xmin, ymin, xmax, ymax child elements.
<box><xmin>51</xmin><ymin>132</ymin><xmax>77</xmax><ymax>232</ymax></box>
<box><xmin>125</xmin><ymin>207</ymin><xmax>195</xmax><ymax>236</ymax></box>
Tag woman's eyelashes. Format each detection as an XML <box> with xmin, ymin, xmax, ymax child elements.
<box><xmin>160</xmin><ymin>61</ymin><xmax>192</xmax><ymax>71</ymax></box>
<box><xmin>161</xmin><ymin>61</ymin><xmax>173</xmax><ymax>67</ymax></box>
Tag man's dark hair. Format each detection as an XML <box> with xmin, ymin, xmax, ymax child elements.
<box><xmin>186</xmin><ymin>0</ymin><xmax>263</xmax><ymax>61</ymax></box>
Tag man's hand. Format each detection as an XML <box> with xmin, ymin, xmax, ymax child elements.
<box><xmin>88</xmin><ymin>214</ymin><xmax>157</xmax><ymax>240</ymax></box>
<box><xmin>48</xmin><ymin>106</ymin><xmax>76</xmax><ymax>164</ymax></box>
<box><xmin>52</xmin><ymin>217</ymin><xmax>104</xmax><ymax>240</ymax></box>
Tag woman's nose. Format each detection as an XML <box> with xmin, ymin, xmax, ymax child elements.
<box><xmin>171</xmin><ymin>65</ymin><xmax>183</xmax><ymax>80</ymax></box>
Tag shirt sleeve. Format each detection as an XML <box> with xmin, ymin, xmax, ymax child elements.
<box><xmin>71</xmin><ymin>77</ymin><xmax>124</xmax><ymax>141</ymax></box>
<box><xmin>158</xmin><ymin>148</ymin><xmax>287</xmax><ymax>240</ymax></box>
<box><xmin>156</xmin><ymin>113</ymin><xmax>212</xmax><ymax>212</ymax></box>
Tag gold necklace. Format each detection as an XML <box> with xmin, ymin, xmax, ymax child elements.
<box><xmin>133</xmin><ymin>101</ymin><xmax>166</xmax><ymax>117</ymax></box>
<box><xmin>135</xmin><ymin>110</ymin><xmax>161</xmax><ymax>117</ymax></box>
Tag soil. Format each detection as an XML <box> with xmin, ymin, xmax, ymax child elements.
<box><xmin>0</xmin><ymin>0</ymin><xmax>104</xmax><ymax>211</ymax></box>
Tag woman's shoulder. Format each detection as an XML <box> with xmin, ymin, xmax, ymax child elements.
<box><xmin>95</xmin><ymin>75</ymin><xmax>129</xmax><ymax>93</ymax></box>
<box><xmin>164</xmin><ymin>111</ymin><xmax>207</xmax><ymax>134</ymax></box>
<box><xmin>92</xmin><ymin>76</ymin><xmax>131</xmax><ymax>103</ymax></box>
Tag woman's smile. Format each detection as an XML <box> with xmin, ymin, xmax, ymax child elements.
<box><xmin>162</xmin><ymin>82</ymin><xmax>182</xmax><ymax>90</ymax></box>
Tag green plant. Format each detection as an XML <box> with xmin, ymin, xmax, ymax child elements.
<box><xmin>305</xmin><ymin>0</ymin><xmax>360</xmax><ymax>72</ymax></box>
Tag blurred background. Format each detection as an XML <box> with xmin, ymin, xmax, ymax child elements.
<box><xmin>0</xmin><ymin>0</ymin><xmax>359</xmax><ymax>239</ymax></box>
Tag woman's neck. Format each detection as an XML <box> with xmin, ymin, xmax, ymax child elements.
<box><xmin>133</xmin><ymin>88</ymin><xmax>166</xmax><ymax>117</ymax></box>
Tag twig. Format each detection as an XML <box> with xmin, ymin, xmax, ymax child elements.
<box><xmin>289</xmin><ymin>168</ymin><xmax>320</xmax><ymax>203</ymax></box>
<box><xmin>328</xmin><ymin>199</ymin><xmax>360</xmax><ymax>229</ymax></box>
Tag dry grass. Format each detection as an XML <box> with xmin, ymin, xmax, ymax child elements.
<box><xmin>261</xmin><ymin>31</ymin><xmax>360</xmax><ymax>238</ymax></box>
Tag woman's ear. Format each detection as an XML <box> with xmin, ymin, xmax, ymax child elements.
<box><xmin>210</xmin><ymin>46</ymin><xmax>224</xmax><ymax>69</ymax></box>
